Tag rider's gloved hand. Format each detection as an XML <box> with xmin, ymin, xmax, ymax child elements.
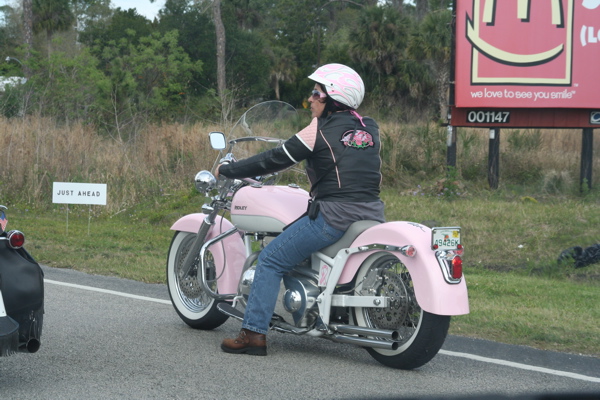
<box><xmin>215</xmin><ymin>162</ymin><xmax>230</xmax><ymax>180</ymax></box>
<box><xmin>215</xmin><ymin>164</ymin><xmax>223</xmax><ymax>179</ymax></box>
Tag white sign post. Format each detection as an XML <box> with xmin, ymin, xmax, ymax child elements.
<box><xmin>52</xmin><ymin>182</ymin><xmax>107</xmax><ymax>234</ymax></box>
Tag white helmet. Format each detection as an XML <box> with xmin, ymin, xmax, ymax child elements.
<box><xmin>308</xmin><ymin>63</ymin><xmax>365</xmax><ymax>109</ymax></box>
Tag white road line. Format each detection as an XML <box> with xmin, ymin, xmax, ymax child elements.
<box><xmin>45</xmin><ymin>279</ymin><xmax>172</xmax><ymax>305</ymax></box>
<box><xmin>46</xmin><ymin>278</ymin><xmax>600</xmax><ymax>383</ymax></box>
<box><xmin>439</xmin><ymin>350</ymin><xmax>600</xmax><ymax>383</ymax></box>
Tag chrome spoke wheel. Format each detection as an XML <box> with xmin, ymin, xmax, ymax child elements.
<box><xmin>166</xmin><ymin>231</ymin><xmax>228</xmax><ymax>330</ymax></box>
<box><xmin>357</xmin><ymin>256</ymin><xmax>421</xmax><ymax>348</ymax></box>
<box><xmin>174</xmin><ymin>233</ymin><xmax>216</xmax><ymax>313</ymax></box>
<box><xmin>352</xmin><ymin>253</ymin><xmax>451</xmax><ymax>369</ymax></box>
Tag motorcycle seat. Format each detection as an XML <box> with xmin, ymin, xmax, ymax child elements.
<box><xmin>320</xmin><ymin>220</ymin><xmax>380</xmax><ymax>258</ymax></box>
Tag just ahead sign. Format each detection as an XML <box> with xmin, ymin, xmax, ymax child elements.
<box><xmin>52</xmin><ymin>182</ymin><xmax>107</xmax><ymax>205</ymax></box>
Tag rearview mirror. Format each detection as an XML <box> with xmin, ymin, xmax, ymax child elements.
<box><xmin>209</xmin><ymin>131</ymin><xmax>226</xmax><ymax>150</ymax></box>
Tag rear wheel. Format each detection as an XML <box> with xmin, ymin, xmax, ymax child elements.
<box><xmin>352</xmin><ymin>253</ymin><xmax>450</xmax><ymax>369</ymax></box>
<box><xmin>166</xmin><ymin>231</ymin><xmax>228</xmax><ymax>330</ymax></box>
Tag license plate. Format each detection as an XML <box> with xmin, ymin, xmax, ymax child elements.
<box><xmin>431</xmin><ymin>227</ymin><xmax>461</xmax><ymax>250</ymax></box>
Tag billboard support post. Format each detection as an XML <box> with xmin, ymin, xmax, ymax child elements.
<box><xmin>446</xmin><ymin>125</ymin><xmax>457</xmax><ymax>169</ymax></box>
<box><xmin>487</xmin><ymin>128</ymin><xmax>500</xmax><ymax>189</ymax></box>
<box><xmin>580</xmin><ymin>128</ymin><xmax>593</xmax><ymax>192</ymax></box>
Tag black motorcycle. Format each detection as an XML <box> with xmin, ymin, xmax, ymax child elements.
<box><xmin>0</xmin><ymin>205</ymin><xmax>44</xmax><ymax>356</ymax></box>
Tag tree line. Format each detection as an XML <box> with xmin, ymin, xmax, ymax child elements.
<box><xmin>0</xmin><ymin>0</ymin><xmax>452</xmax><ymax>137</ymax></box>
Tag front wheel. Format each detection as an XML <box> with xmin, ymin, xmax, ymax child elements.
<box><xmin>166</xmin><ymin>231</ymin><xmax>229</xmax><ymax>330</ymax></box>
<box><xmin>352</xmin><ymin>253</ymin><xmax>450</xmax><ymax>369</ymax></box>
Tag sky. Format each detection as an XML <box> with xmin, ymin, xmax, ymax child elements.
<box><xmin>0</xmin><ymin>0</ymin><xmax>166</xmax><ymax>21</ymax></box>
<box><xmin>110</xmin><ymin>0</ymin><xmax>166</xmax><ymax>20</ymax></box>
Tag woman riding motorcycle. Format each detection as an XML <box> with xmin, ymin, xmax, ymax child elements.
<box><xmin>217</xmin><ymin>63</ymin><xmax>384</xmax><ymax>356</ymax></box>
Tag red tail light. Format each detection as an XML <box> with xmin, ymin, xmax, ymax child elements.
<box><xmin>400</xmin><ymin>245</ymin><xmax>417</xmax><ymax>258</ymax></box>
<box><xmin>7</xmin><ymin>230</ymin><xmax>25</xmax><ymax>249</ymax></box>
<box><xmin>451</xmin><ymin>256</ymin><xmax>463</xmax><ymax>279</ymax></box>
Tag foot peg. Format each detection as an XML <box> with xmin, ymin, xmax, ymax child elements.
<box><xmin>217</xmin><ymin>303</ymin><xmax>244</xmax><ymax>321</ymax></box>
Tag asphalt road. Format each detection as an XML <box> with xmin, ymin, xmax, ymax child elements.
<box><xmin>1</xmin><ymin>266</ymin><xmax>598</xmax><ymax>400</ymax></box>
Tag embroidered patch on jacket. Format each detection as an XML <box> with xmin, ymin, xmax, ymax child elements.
<box><xmin>340</xmin><ymin>130</ymin><xmax>374</xmax><ymax>149</ymax></box>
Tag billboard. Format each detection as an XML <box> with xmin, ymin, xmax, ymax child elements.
<box><xmin>454</xmin><ymin>0</ymin><xmax>600</xmax><ymax>109</ymax></box>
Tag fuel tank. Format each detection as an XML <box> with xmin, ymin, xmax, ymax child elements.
<box><xmin>230</xmin><ymin>185</ymin><xmax>309</xmax><ymax>233</ymax></box>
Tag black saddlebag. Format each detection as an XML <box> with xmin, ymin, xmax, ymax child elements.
<box><xmin>0</xmin><ymin>241</ymin><xmax>44</xmax><ymax>316</ymax></box>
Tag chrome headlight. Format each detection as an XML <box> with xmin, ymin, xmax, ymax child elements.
<box><xmin>194</xmin><ymin>170</ymin><xmax>217</xmax><ymax>194</ymax></box>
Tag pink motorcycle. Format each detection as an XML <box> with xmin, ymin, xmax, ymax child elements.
<box><xmin>166</xmin><ymin>101</ymin><xmax>468</xmax><ymax>369</ymax></box>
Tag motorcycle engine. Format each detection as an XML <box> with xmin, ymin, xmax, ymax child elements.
<box><xmin>282</xmin><ymin>268</ymin><xmax>319</xmax><ymax>328</ymax></box>
<box><xmin>237</xmin><ymin>253</ymin><xmax>260</xmax><ymax>306</ymax></box>
<box><xmin>237</xmin><ymin>255</ymin><xmax>319</xmax><ymax>328</ymax></box>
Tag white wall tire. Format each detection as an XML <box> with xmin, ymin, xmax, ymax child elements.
<box><xmin>166</xmin><ymin>231</ymin><xmax>228</xmax><ymax>330</ymax></box>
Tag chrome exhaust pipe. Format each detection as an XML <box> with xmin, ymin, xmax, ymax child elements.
<box><xmin>217</xmin><ymin>303</ymin><xmax>400</xmax><ymax>348</ymax></box>
<box><xmin>330</xmin><ymin>324</ymin><xmax>399</xmax><ymax>340</ymax></box>
<box><xmin>330</xmin><ymin>334</ymin><xmax>399</xmax><ymax>350</ymax></box>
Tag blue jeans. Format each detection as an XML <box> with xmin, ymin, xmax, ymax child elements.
<box><xmin>242</xmin><ymin>212</ymin><xmax>345</xmax><ymax>334</ymax></box>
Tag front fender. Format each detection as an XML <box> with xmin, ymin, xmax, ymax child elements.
<box><xmin>338</xmin><ymin>221</ymin><xmax>469</xmax><ymax>316</ymax></box>
<box><xmin>171</xmin><ymin>214</ymin><xmax>246</xmax><ymax>296</ymax></box>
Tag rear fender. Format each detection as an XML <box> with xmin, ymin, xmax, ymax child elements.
<box><xmin>337</xmin><ymin>221</ymin><xmax>469</xmax><ymax>316</ymax></box>
<box><xmin>171</xmin><ymin>214</ymin><xmax>246</xmax><ymax>296</ymax></box>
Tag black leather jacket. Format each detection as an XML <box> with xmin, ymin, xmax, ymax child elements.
<box><xmin>219</xmin><ymin>111</ymin><xmax>382</xmax><ymax>202</ymax></box>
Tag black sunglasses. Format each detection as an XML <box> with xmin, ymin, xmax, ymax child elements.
<box><xmin>310</xmin><ymin>89</ymin><xmax>326</xmax><ymax>99</ymax></box>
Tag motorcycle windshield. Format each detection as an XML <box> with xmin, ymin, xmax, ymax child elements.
<box><xmin>217</xmin><ymin>101</ymin><xmax>308</xmax><ymax>181</ymax></box>
<box><xmin>229</xmin><ymin>100</ymin><xmax>299</xmax><ymax>141</ymax></box>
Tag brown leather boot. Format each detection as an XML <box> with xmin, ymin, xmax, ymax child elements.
<box><xmin>221</xmin><ymin>328</ymin><xmax>267</xmax><ymax>356</ymax></box>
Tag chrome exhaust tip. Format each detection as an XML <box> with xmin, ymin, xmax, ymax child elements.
<box><xmin>21</xmin><ymin>338</ymin><xmax>41</xmax><ymax>353</ymax></box>
<box><xmin>330</xmin><ymin>334</ymin><xmax>399</xmax><ymax>350</ymax></box>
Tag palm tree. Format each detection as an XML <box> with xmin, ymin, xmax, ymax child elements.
<box><xmin>408</xmin><ymin>9</ymin><xmax>453</xmax><ymax>120</ymax></box>
<box><xmin>268</xmin><ymin>46</ymin><xmax>297</xmax><ymax>101</ymax></box>
<box><xmin>33</xmin><ymin>0</ymin><xmax>75</xmax><ymax>56</ymax></box>
<box><xmin>349</xmin><ymin>5</ymin><xmax>412</xmax><ymax>105</ymax></box>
